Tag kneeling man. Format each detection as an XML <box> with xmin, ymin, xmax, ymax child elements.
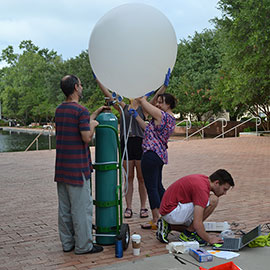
<box><xmin>156</xmin><ymin>169</ymin><xmax>234</xmax><ymax>246</ymax></box>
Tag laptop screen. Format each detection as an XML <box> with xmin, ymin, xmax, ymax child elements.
<box><xmin>241</xmin><ymin>226</ymin><xmax>260</xmax><ymax>245</ymax></box>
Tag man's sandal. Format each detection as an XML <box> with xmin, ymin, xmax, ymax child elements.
<box><xmin>124</xmin><ymin>208</ymin><xmax>133</xmax><ymax>218</ymax></box>
<box><xmin>140</xmin><ymin>208</ymin><xmax>149</xmax><ymax>218</ymax></box>
<box><xmin>141</xmin><ymin>220</ymin><xmax>157</xmax><ymax>230</ymax></box>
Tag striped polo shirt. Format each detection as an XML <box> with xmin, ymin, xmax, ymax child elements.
<box><xmin>54</xmin><ymin>102</ymin><xmax>92</xmax><ymax>186</ymax></box>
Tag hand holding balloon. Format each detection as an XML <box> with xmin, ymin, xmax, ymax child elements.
<box><xmin>145</xmin><ymin>90</ymin><xmax>155</xmax><ymax>97</ymax></box>
<box><xmin>164</xmin><ymin>68</ymin><xmax>171</xmax><ymax>87</ymax></box>
<box><xmin>128</xmin><ymin>108</ymin><xmax>139</xmax><ymax>118</ymax></box>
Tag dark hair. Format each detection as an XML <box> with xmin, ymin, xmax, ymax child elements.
<box><xmin>157</xmin><ymin>93</ymin><xmax>177</xmax><ymax>109</ymax></box>
<box><xmin>60</xmin><ymin>75</ymin><xmax>79</xmax><ymax>97</ymax></box>
<box><xmin>209</xmin><ymin>169</ymin><xmax>235</xmax><ymax>187</ymax></box>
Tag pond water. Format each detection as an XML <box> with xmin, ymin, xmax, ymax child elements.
<box><xmin>0</xmin><ymin>129</ymin><xmax>56</xmax><ymax>152</ymax></box>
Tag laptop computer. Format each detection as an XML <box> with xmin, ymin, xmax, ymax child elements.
<box><xmin>213</xmin><ymin>225</ymin><xmax>261</xmax><ymax>251</ymax></box>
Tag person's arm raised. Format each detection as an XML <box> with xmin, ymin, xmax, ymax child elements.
<box><xmin>129</xmin><ymin>108</ymin><xmax>147</xmax><ymax>130</ymax></box>
<box><xmin>149</xmin><ymin>68</ymin><xmax>171</xmax><ymax>105</ymax></box>
<box><xmin>136</xmin><ymin>96</ymin><xmax>163</xmax><ymax>126</ymax></box>
<box><xmin>96</xmin><ymin>78</ymin><xmax>125</xmax><ymax>110</ymax></box>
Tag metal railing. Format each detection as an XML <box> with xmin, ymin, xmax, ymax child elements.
<box><xmin>25</xmin><ymin>125</ymin><xmax>53</xmax><ymax>151</ymax></box>
<box><xmin>214</xmin><ymin>117</ymin><xmax>261</xmax><ymax>139</ymax></box>
<box><xmin>183</xmin><ymin>118</ymin><xmax>228</xmax><ymax>140</ymax></box>
<box><xmin>176</xmin><ymin>119</ymin><xmax>192</xmax><ymax>138</ymax></box>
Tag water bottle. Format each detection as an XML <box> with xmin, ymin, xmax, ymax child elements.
<box><xmin>115</xmin><ymin>235</ymin><xmax>123</xmax><ymax>258</ymax></box>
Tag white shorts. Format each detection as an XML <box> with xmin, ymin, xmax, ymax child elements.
<box><xmin>162</xmin><ymin>202</ymin><xmax>194</xmax><ymax>226</ymax></box>
<box><xmin>162</xmin><ymin>200</ymin><xmax>210</xmax><ymax>226</ymax></box>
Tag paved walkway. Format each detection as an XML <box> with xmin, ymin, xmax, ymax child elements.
<box><xmin>0</xmin><ymin>136</ymin><xmax>269</xmax><ymax>269</ymax></box>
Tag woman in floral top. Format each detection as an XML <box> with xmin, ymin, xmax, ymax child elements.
<box><xmin>131</xmin><ymin>93</ymin><xmax>176</xmax><ymax>229</ymax></box>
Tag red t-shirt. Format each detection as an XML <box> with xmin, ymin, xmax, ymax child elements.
<box><xmin>159</xmin><ymin>174</ymin><xmax>210</xmax><ymax>216</ymax></box>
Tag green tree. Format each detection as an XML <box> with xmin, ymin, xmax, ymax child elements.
<box><xmin>0</xmin><ymin>46</ymin><xmax>18</xmax><ymax>66</ymax></box>
<box><xmin>169</xmin><ymin>30</ymin><xmax>222</xmax><ymax>123</ymax></box>
<box><xmin>213</xmin><ymin>0</ymin><xmax>270</xmax><ymax>129</ymax></box>
<box><xmin>0</xmin><ymin>40</ymin><xmax>63</xmax><ymax>124</ymax></box>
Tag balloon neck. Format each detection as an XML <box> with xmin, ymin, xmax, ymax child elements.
<box><xmin>130</xmin><ymin>99</ymin><xmax>134</xmax><ymax>109</ymax></box>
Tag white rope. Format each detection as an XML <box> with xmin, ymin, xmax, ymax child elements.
<box><xmin>118</xmin><ymin>105</ymin><xmax>132</xmax><ymax>196</ymax></box>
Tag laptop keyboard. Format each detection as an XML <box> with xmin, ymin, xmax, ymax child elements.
<box><xmin>221</xmin><ymin>238</ymin><xmax>240</xmax><ymax>249</ymax></box>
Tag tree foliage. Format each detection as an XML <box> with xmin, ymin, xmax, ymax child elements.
<box><xmin>0</xmin><ymin>43</ymin><xmax>126</xmax><ymax>124</ymax></box>
<box><xmin>0</xmin><ymin>41</ymin><xmax>62</xmax><ymax>124</ymax></box>
<box><xmin>1</xmin><ymin>2</ymin><xmax>270</xmax><ymax>133</ymax></box>
<box><xmin>169</xmin><ymin>30</ymin><xmax>222</xmax><ymax>123</ymax></box>
<box><xmin>213</xmin><ymin>0</ymin><xmax>270</xmax><ymax>129</ymax></box>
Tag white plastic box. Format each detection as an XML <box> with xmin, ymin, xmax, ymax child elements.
<box><xmin>203</xmin><ymin>221</ymin><xmax>230</xmax><ymax>232</ymax></box>
<box><xmin>166</xmin><ymin>241</ymin><xmax>199</xmax><ymax>254</ymax></box>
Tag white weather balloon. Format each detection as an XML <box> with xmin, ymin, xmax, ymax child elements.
<box><xmin>89</xmin><ymin>3</ymin><xmax>177</xmax><ymax>98</ymax></box>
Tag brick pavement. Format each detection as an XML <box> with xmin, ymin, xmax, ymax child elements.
<box><xmin>0</xmin><ymin>137</ymin><xmax>269</xmax><ymax>269</ymax></box>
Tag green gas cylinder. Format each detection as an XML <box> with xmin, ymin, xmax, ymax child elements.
<box><xmin>95</xmin><ymin>112</ymin><xmax>119</xmax><ymax>245</ymax></box>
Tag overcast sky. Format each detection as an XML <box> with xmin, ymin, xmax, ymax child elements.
<box><xmin>0</xmin><ymin>0</ymin><xmax>221</xmax><ymax>67</ymax></box>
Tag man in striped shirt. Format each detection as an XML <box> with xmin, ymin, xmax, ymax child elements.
<box><xmin>55</xmin><ymin>74</ymin><xmax>106</xmax><ymax>254</ymax></box>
